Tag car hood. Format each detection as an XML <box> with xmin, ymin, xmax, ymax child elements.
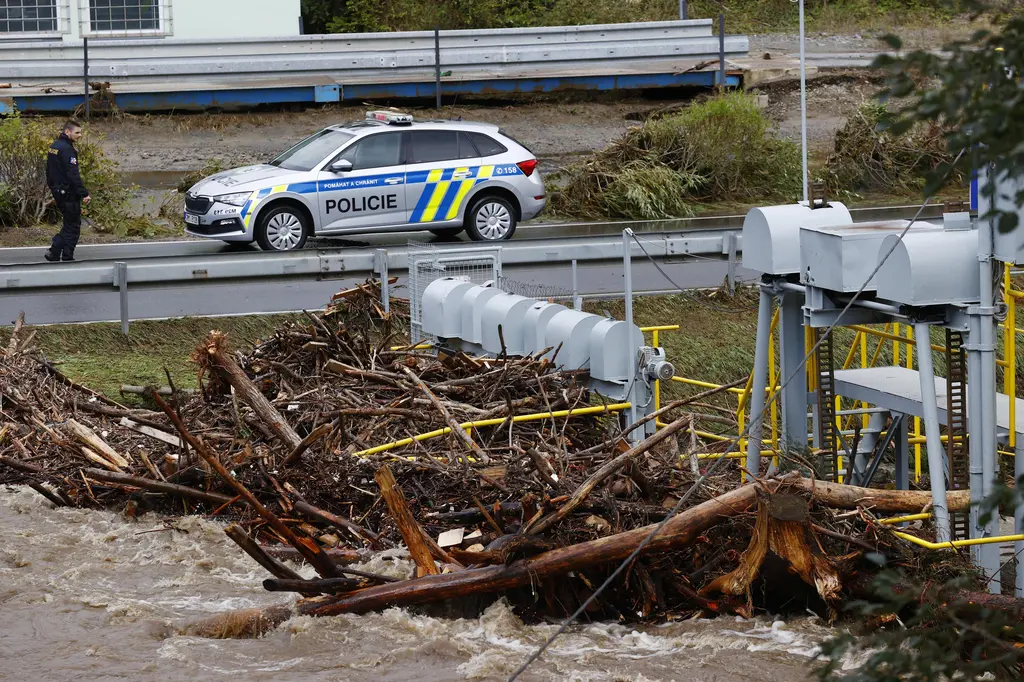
<box><xmin>189</xmin><ymin>164</ymin><xmax>302</xmax><ymax>196</ymax></box>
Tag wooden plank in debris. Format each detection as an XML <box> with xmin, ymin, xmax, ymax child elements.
<box><xmin>65</xmin><ymin>419</ymin><xmax>131</xmax><ymax>468</ymax></box>
<box><xmin>119</xmin><ymin>417</ymin><xmax>183</xmax><ymax>448</ymax></box>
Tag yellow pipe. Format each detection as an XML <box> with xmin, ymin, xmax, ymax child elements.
<box><xmin>670</xmin><ymin>376</ymin><xmax>745</xmax><ymax>395</ymax></box>
<box><xmin>640</xmin><ymin>325</ymin><xmax>681</xmax><ymax>332</ymax></box>
<box><xmin>696</xmin><ymin>451</ymin><xmax>776</xmax><ymax>460</ymax></box>
<box><xmin>893</xmin><ymin>322</ymin><xmax>901</xmax><ymax>366</ymax></box>
<box><xmin>353</xmin><ymin>402</ymin><xmax>631</xmax><ymax>457</ymax></box>
<box><xmin>693</xmin><ymin>429</ymin><xmax>732</xmax><ymax>442</ymax></box>
<box><xmin>849</xmin><ymin>325</ymin><xmax>946</xmax><ymax>355</ymax></box>
<box><xmin>1004</xmin><ymin>264</ymin><xmax>1016</xmax><ymax>448</ymax></box>
<box><xmin>389</xmin><ymin>342</ymin><xmax>433</xmax><ymax>351</ymax></box>
<box><xmin>878</xmin><ymin>513</ymin><xmax>932</xmax><ymax>525</ymax></box>
<box><xmin>653</xmin><ymin>329</ymin><xmax>662</xmax><ymax>415</ymax></box>
<box><xmin>893</xmin><ymin>531</ymin><xmax>1024</xmax><ymax>550</ymax></box>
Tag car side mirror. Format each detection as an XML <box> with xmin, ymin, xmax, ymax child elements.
<box><xmin>329</xmin><ymin>159</ymin><xmax>353</xmax><ymax>174</ymax></box>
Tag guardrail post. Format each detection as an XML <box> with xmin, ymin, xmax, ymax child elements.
<box><xmin>571</xmin><ymin>259</ymin><xmax>583</xmax><ymax>311</ymax></box>
<box><xmin>83</xmin><ymin>37</ymin><xmax>90</xmax><ymax>120</ymax></box>
<box><xmin>114</xmin><ymin>261</ymin><xmax>129</xmax><ymax>336</ymax></box>
<box><xmin>725</xmin><ymin>233</ymin><xmax>736</xmax><ymax>294</ymax></box>
<box><xmin>375</xmin><ymin>248</ymin><xmax>390</xmax><ymax>314</ymax></box>
<box><xmin>434</xmin><ymin>26</ymin><xmax>442</xmax><ymax>110</ymax></box>
<box><xmin>679</xmin><ymin>1</ymin><xmax>688</xmax><ymax>20</ymax></box>
<box><xmin>718</xmin><ymin>14</ymin><xmax>726</xmax><ymax>90</ymax></box>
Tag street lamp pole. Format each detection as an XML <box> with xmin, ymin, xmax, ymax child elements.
<box><xmin>799</xmin><ymin>0</ymin><xmax>808</xmax><ymax>203</ymax></box>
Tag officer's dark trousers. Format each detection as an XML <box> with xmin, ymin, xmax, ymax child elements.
<box><xmin>49</xmin><ymin>189</ymin><xmax>82</xmax><ymax>259</ymax></box>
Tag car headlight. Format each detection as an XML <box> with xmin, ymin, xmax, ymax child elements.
<box><xmin>216</xmin><ymin>192</ymin><xmax>251</xmax><ymax>207</ymax></box>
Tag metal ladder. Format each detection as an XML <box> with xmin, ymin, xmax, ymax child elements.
<box><xmin>946</xmin><ymin>329</ymin><xmax>970</xmax><ymax>540</ymax></box>
<box><xmin>815</xmin><ymin>328</ymin><xmax>840</xmax><ymax>482</ymax></box>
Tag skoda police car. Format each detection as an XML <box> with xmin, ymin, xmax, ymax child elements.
<box><xmin>183</xmin><ymin>111</ymin><xmax>546</xmax><ymax>251</ymax></box>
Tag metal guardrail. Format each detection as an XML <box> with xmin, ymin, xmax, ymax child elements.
<box><xmin>0</xmin><ymin>229</ymin><xmax>748</xmax><ymax>327</ymax></box>
<box><xmin>2</xmin><ymin>20</ymin><xmax>747</xmax><ymax>82</ymax></box>
<box><xmin>0</xmin><ymin>19</ymin><xmax>748</xmax><ymax>112</ymax></box>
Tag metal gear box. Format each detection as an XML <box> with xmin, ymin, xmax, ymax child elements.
<box><xmin>480</xmin><ymin>292</ymin><xmax>536</xmax><ymax>356</ymax></box>
<box><xmin>421</xmin><ymin>277</ymin><xmax>477</xmax><ymax>339</ymax></box>
<box><xmin>799</xmin><ymin>220</ymin><xmax>942</xmax><ymax>292</ymax></box>
<box><xmin>588</xmin><ymin>318</ymin><xmax>645</xmax><ymax>382</ymax></box>
<box><xmin>875</xmin><ymin>230</ymin><xmax>981</xmax><ymax>306</ymax></box>
<box><xmin>544</xmin><ymin>309</ymin><xmax>603</xmax><ymax>370</ymax></box>
<box><xmin>742</xmin><ymin>202</ymin><xmax>853</xmax><ymax>275</ymax></box>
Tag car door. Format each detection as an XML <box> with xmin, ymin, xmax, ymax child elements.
<box><xmin>404</xmin><ymin>130</ymin><xmax>482</xmax><ymax>225</ymax></box>
<box><xmin>316</xmin><ymin>132</ymin><xmax>406</xmax><ymax>231</ymax></box>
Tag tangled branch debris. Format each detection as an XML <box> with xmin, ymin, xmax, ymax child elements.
<box><xmin>0</xmin><ymin>283</ymin><xmax>1015</xmax><ymax>639</ymax></box>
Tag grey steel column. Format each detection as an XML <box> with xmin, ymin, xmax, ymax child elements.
<box><xmin>745</xmin><ymin>286</ymin><xmax>773</xmax><ymax>477</ymax></box>
<box><xmin>853</xmin><ymin>410</ymin><xmax>886</xmax><ymax>483</ymax></box>
<box><xmin>778</xmin><ymin>289</ymin><xmax>808</xmax><ymax>453</ymax></box>
<box><xmin>1016</xmin><ymin>438</ymin><xmax>1024</xmax><ymax>598</ymax></box>
<box><xmin>718</xmin><ymin>14</ymin><xmax>726</xmax><ymax>89</ymax></box>
<box><xmin>978</xmin><ymin>218</ymin><xmax>1002</xmax><ymax>591</ymax></box>
<box><xmin>679</xmin><ymin>1</ymin><xmax>688</xmax><ymax>20</ymax></box>
<box><xmin>623</xmin><ymin>229</ymin><xmax>639</xmax><ymax>434</ymax></box>
<box><xmin>375</xmin><ymin>249</ymin><xmax>390</xmax><ymax>314</ymax></box>
<box><xmin>894</xmin><ymin>414</ymin><xmax>909</xmax><ymax>491</ymax></box>
<box><xmin>434</xmin><ymin>27</ymin><xmax>442</xmax><ymax>110</ymax></box>
<box><xmin>915</xmin><ymin>322</ymin><xmax>951</xmax><ymax>543</ymax></box>
<box><xmin>967</xmin><ymin>314</ymin><xmax>985</xmax><ymax>565</ymax></box>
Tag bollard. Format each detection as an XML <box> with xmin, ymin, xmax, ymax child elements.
<box><xmin>679</xmin><ymin>1</ymin><xmax>688</xmax><ymax>20</ymax></box>
<box><xmin>434</xmin><ymin>27</ymin><xmax>442</xmax><ymax>110</ymax></box>
<box><xmin>114</xmin><ymin>261</ymin><xmax>129</xmax><ymax>336</ymax></box>
<box><xmin>375</xmin><ymin>249</ymin><xmax>390</xmax><ymax>314</ymax></box>
<box><xmin>718</xmin><ymin>14</ymin><xmax>726</xmax><ymax>90</ymax></box>
<box><xmin>83</xmin><ymin>37</ymin><xmax>90</xmax><ymax>120</ymax></box>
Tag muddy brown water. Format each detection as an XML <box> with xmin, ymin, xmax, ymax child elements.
<box><xmin>0</xmin><ymin>486</ymin><xmax>852</xmax><ymax>681</ymax></box>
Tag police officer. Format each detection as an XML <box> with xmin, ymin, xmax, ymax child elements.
<box><xmin>45</xmin><ymin>120</ymin><xmax>91</xmax><ymax>262</ymax></box>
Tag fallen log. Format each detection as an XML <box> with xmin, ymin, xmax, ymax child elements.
<box><xmin>264</xmin><ymin>577</ymin><xmax>369</xmax><ymax>594</ymax></box>
<box><xmin>402</xmin><ymin>366</ymin><xmax>489</xmax><ymax>465</ymax></box>
<box><xmin>224</xmin><ymin>524</ymin><xmax>305</xmax><ymax>582</ymax></box>
<box><xmin>197</xmin><ymin>331</ymin><xmax>302</xmax><ymax>451</ymax></box>
<box><xmin>702</xmin><ymin>491</ymin><xmax>842</xmax><ymax>609</ymax></box>
<box><xmin>293</xmin><ymin>500</ymin><xmax>385</xmax><ymax>549</ymax></box>
<box><xmin>262</xmin><ymin>546</ymin><xmax>373</xmax><ymax>565</ymax></box>
<box><xmin>375</xmin><ymin>464</ymin><xmax>438</xmax><ymax>577</ymax></box>
<box><xmin>65</xmin><ymin>419</ymin><xmax>130</xmax><ymax>468</ymax></box>
<box><xmin>786</xmin><ymin>477</ymin><xmax>971</xmax><ymax>513</ymax></box>
<box><xmin>184</xmin><ymin>483</ymin><xmax>759</xmax><ymax>635</ymax></box>
<box><xmin>83</xmin><ymin>468</ymin><xmax>234</xmax><ymax>506</ymax></box>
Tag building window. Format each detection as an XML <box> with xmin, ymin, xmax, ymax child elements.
<box><xmin>0</xmin><ymin>1</ymin><xmax>59</xmax><ymax>34</ymax></box>
<box><xmin>88</xmin><ymin>0</ymin><xmax>160</xmax><ymax>33</ymax></box>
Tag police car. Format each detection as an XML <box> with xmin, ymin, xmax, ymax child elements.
<box><xmin>183</xmin><ymin>111</ymin><xmax>546</xmax><ymax>251</ymax></box>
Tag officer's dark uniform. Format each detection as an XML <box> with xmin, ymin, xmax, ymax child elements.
<box><xmin>45</xmin><ymin>132</ymin><xmax>90</xmax><ymax>261</ymax></box>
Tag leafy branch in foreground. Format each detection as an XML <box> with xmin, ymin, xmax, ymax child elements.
<box><xmin>873</xmin><ymin>1</ymin><xmax>1024</xmax><ymax>232</ymax></box>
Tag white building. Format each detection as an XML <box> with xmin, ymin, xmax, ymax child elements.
<box><xmin>0</xmin><ymin>0</ymin><xmax>301</xmax><ymax>42</ymax></box>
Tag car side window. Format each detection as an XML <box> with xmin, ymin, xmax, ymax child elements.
<box><xmin>468</xmin><ymin>132</ymin><xmax>507</xmax><ymax>157</ymax></box>
<box><xmin>408</xmin><ymin>131</ymin><xmax>459</xmax><ymax>164</ymax></box>
<box><xmin>336</xmin><ymin>133</ymin><xmax>402</xmax><ymax>170</ymax></box>
<box><xmin>457</xmin><ymin>132</ymin><xmax>479</xmax><ymax>160</ymax></box>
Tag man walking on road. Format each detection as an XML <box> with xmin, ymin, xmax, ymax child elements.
<box><xmin>45</xmin><ymin>120</ymin><xmax>90</xmax><ymax>262</ymax></box>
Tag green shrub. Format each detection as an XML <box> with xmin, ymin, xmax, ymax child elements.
<box><xmin>822</xmin><ymin>101</ymin><xmax>962</xmax><ymax>197</ymax></box>
<box><xmin>552</xmin><ymin>92</ymin><xmax>801</xmax><ymax>219</ymax></box>
<box><xmin>0</xmin><ymin>112</ymin><xmax>164</xmax><ymax>237</ymax></box>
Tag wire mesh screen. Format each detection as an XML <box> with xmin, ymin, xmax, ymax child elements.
<box><xmin>407</xmin><ymin>241</ymin><xmax>502</xmax><ymax>345</ymax></box>
<box><xmin>497</xmin><ymin>276</ymin><xmax>574</xmax><ymax>303</ymax></box>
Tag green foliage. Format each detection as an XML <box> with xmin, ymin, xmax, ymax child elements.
<box><xmin>301</xmin><ymin>1</ymin><xmax>978</xmax><ymax>35</ymax></box>
<box><xmin>553</xmin><ymin>92</ymin><xmax>801</xmax><ymax>219</ymax></box>
<box><xmin>822</xmin><ymin>101</ymin><xmax>962</xmax><ymax>196</ymax></box>
<box><xmin>876</xmin><ymin>2</ymin><xmax>1024</xmax><ymax>232</ymax></box>
<box><xmin>0</xmin><ymin>112</ymin><xmax>165</xmax><ymax>237</ymax></box>
<box><xmin>815</xmin><ymin>567</ymin><xmax>1024</xmax><ymax>681</ymax></box>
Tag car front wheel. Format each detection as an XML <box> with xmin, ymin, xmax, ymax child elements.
<box><xmin>465</xmin><ymin>196</ymin><xmax>516</xmax><ymax>241</ymax></box>
<box><xmin>255</xmin><ymin>205</ymin><xmax>309</xmax><ymax>252</ymax></box>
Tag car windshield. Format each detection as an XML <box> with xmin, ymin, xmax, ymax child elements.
<box><xmin>270</xmin><ymin>128</ymin><xmax>356</xmax><ymax>171</ymax></box>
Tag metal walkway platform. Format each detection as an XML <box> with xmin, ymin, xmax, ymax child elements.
<box><xmin>833</xmin><ymin>366</ymin><xmax>1024</xmax><ymax>442</ymax></box>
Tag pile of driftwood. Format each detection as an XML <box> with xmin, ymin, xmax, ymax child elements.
<box><xmin>1</xmin><ymin>281</ymin><xmax>1006</xmax><ymax>640</ymax></box>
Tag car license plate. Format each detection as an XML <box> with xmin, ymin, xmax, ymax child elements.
<box><xmin>184</xmin><ymin>213</ymin><xmax>200</xmax><ymax>225</ymax></box>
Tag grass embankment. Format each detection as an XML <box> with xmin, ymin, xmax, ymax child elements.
<box><xmin>0</xmin><ymin>315</ymin><xmax>300</xmax><ymax>399</ymax></box>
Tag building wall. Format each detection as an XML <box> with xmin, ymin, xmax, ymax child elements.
<box><xmin>0</xmin><ymin>0</ymin><xmax>301</xmax><ymax>43</ymax></box>
<box><xmin>171</xmin><ymin>0</ymin><xmax>302</xmax><ymax>40</ymax></box>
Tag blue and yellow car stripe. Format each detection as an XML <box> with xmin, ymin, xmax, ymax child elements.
<box><xmin>236</xmin><ymin>163</ymin><xmax>522</xmax><ymax>227</ymax></box>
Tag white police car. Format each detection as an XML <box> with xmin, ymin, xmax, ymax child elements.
<box><xmin>183</xmin><ymin>111</ymin><xmax>547</xmax><ymax>251</ymax></box>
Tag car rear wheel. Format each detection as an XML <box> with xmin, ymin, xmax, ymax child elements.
<box><xmin>465</xmin><ymin>196</ymin><xmax>516</xmax><ymax>241</ymax></box>
<box><xmin>256</xmin><ymin>204</ymin><xmax>308</xmax><ymax>252</ymax></box>
<box><xmin>429</xmin><ymin>227</ymin><xmax>464</xmax><ymax>238</ymax></box>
